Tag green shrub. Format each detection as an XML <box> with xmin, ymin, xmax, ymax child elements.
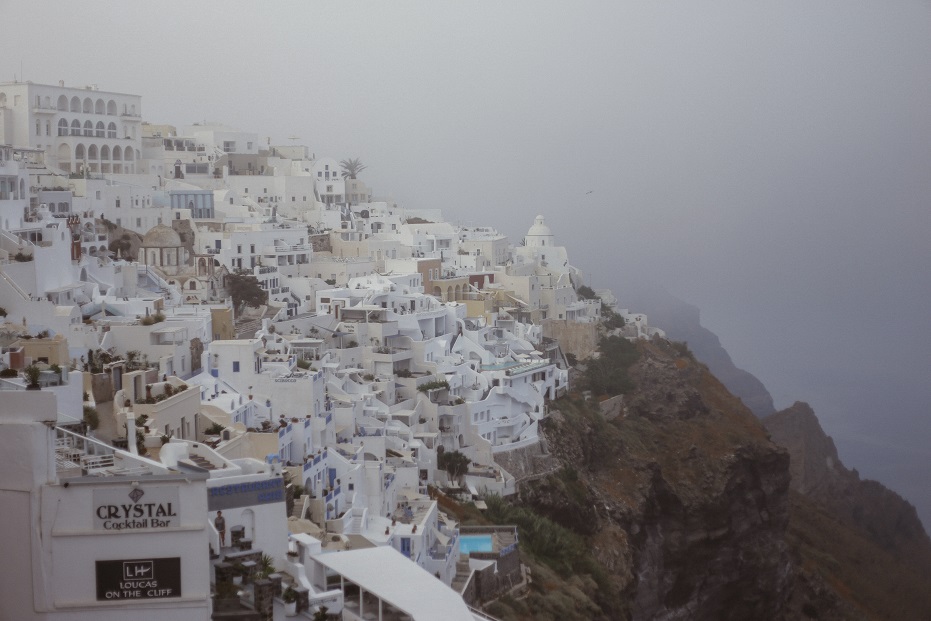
<box><xmin>83</xmin><ymin>405</ymin><xmax>100</xmax><ymax>430</ymax></box>
<box><xmin>417</xmin><ymin>380</ymin><xmax>449</xmax><ymax>393</ymax></box>
<box><xmin>204</xmin><ymin>422</ymin><xmax>225</xmax><ymax>436</ymax></box>
<box><xmin>0</xmin><ymin>368</ymin><xmax>19</xmax><ymax>378</ymax></box>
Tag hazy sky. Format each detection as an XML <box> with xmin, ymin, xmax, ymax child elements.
<box><xmin>5</xmin><ymin>1</ymin><xmax>930</xmax><ymax>525</ymax></box>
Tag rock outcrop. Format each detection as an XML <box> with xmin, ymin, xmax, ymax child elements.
<box><xmin>763</xmin><ymin>403</ymin><xmax>931</xmax><ymax>619</ymax></box>
<box><xmin>498</xmin><ymin>339</ymin><xmax>792</xmax><ymax>620</ymax></box>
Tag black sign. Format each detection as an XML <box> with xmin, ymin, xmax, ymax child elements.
<box><xmin>96</xmin><ymin>557</ymin><xmax>181</xmax><ymax>601</ymax></box>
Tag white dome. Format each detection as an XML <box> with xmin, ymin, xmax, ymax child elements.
<box><xmin>141</xmin><ymin>224</ymin><xmax>181</xmax><ymax>247</ymax></box>
<box><xmin>526</xmin><ymin>215</ymin><xmax>552</xmax><ymax>238</ymax></box>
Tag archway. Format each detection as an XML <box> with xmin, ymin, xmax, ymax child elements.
<box><xmin>57</xmin><ymin>144</ymin><xmax>71</xmax><ymax>172</ymax></box>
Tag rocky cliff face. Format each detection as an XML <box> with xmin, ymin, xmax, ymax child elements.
<box><xmin>492</xmin><ymin>339</ymin><xmax>792</xmax><ymax>620</ymax></box>
<box><xmin>479</xmin><ymin>337</ymin><xmax>931</xmax><ymax>621</ymax></box>
<box><xmin>763</xmin><ymin>403</ymin><xmax>931</xmax><ymax>618</ymax></box>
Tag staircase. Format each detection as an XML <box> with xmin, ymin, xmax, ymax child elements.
<box><xmin>451</xmin><ymin>559</ymin><xmax>472</xmax><ymax>594</ymax></box>
<box><xmin>188</xmin><ymin>454</ymin><xmax>217</xmax><ymax>470</ymax></box>
<box><xmin>346</xmin><ymin>514</ymin><xmax>364</xmax><ymax>534</ymax></box>
<box><xmin>235</xmin><ymin>317</ymin><xmax>262</xmax><ymax>339</ymax></box>
<box><xmin>291</xmin><ymin>495</ymin><xmax>307</xmax><ymax>519</ymax></box>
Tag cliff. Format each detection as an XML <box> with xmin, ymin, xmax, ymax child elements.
<box><xmin>471</xmin><ymin>338</ymin><xmax>931</xmax><ymax>620</ymax></box>
<box><xmin>764</xmin><ymin>402</ymin><xmax>931</xmax><ymax>619</ymax></box>
<box><xmin>482</xmin><ymin>339</ymin><xmax>792</xmax><ymax>620</ymax></box>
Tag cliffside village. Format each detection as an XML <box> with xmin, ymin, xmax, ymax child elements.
<box><xmin>0</xmin><ymin>80</ymin><xmax>664</xmax><ymax>621</ymax></box>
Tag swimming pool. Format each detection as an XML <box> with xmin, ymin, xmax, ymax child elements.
<box><xmin>459</xmin><ymin>534</ymin><xmax>494</xmax><ymax>554</ymax></box>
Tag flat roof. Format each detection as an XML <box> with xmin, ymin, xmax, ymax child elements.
<box><xmin>314</xmin><ymin>546</ymin><xmax>474</xmax><ymax>620</ymax></box>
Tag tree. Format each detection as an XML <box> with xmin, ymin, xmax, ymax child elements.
<box><xmin>438</xmin><ymin>450</ymin><xmax>471</xmax><ymax>482</ymax></box>
<box><xmin>576</xmin><ymin>285</ymin><xmax>597</xmax><ymax>300</ymax></box>
<box><xmin>583</xmin><ymin>335</ymin><xmax>639</xmax><ymax>396</ymax></box>
<box><xmin>226</xmin><ymin>270</ymin><xmax>268</xmax><ymax>313</ymax></box>
<box><xmin>339</xmin><ymin>157</ymin><xmax>367</xmax><ymax>179</ymax></box>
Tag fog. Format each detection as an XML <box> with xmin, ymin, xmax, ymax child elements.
<box><xmin>7</xmin><ymin>1</ymin><xmax>930</xmax><ymax>525</ymax></box>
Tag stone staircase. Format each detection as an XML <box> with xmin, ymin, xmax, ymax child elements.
<box><xmin>235</xmin><ymin>317</ymin><xmax>262</xmax><ymax>339</ymax></box>
<box><xmin>346</xmin><ymin>513</ymin><xmax>364</xmax><ymax>534</ymax></box>
<box><xmin>189</xmin><ymin>454</ymin><xmax>217</xmax><ymax>470</ymax></box>
<box><xmin>291</xmin><ymin>495</ymin><xmax>307</xmax><ymax>519</ymax></box>
<box><xmin>451</xmin><ymin>559</ymin><xmax>472</xmax><ymax>594</ymax></box>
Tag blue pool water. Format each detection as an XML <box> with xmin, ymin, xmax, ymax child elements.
<box><xmin>459</xmin><ymin>534</ymin><xmax>494</xmax><ymax>554</ymax></box>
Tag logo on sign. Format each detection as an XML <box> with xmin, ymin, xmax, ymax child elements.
<box><xmin>124</xmin><ymin>561</ymin><xmax>153</xmax><ymax>580</ymax></box>
<box><xmin>96</xmin><ymin>557</ymin><xmax>181</xmax><ymax>601</ymax></box>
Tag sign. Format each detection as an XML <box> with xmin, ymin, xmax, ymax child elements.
<box><xmin>93</xmin><ymin>486</ymin><xmax>180</xmax><ymax>531</ymax></box>
<box><xmin>96</xmin><ymin>557</ymin><xmax>181</xmax><ymax>601</ymax></box>
<box><xmin>208</xmin><ymin>477</ymin><xmax>284</xmax><ymax>511</ymax></box>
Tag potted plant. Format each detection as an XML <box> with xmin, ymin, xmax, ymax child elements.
<box><xmin>282</xmin><ymin>585</ymin><xmax>298</xmax><ymax>616</ymax></box>
<box><xmin>257</xmin><ymin>553</ymin><xmax>275</xmax><ymax>580</ymax></box>
<box><xmin>24</xmin><ymin>364</ymin><xmax>41</xmax><ymax>390</ymax></box>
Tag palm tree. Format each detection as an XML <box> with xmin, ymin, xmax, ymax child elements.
<box><xmin>339</xmin><ymin>158</ymin><xmax>367</xmax><ymax>179</ymax></box>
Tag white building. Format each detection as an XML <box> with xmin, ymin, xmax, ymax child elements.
<box><xmin>0</xmin><ymin>81</ymin><xmax>143</xmax><ymax>174</ymax></box>
<box><xmin>0</xmin><ymin>390</ymin><xmax>212</xmax><ymax>620</ymax></box>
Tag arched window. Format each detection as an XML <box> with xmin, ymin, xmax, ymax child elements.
<box><xmin>95</xmin><ymin>99</ymin><xmax>105</xmax><ymax>114</ymax></box>
<box><xmin>101</xmin><ymin>145</ymin><xmax>110</xmax><ymax>161</ymax></box>
<box><xmin>83</xmin><ymin>120</ymin><xmax>93</xmax><ymax>137</ymax></box>
<box><xmin>112</xmin><ymin>146</ymin><xmax>122</xmax><ymax>161</ymax></box>
<box><xmin>107</xmin><ymin>100</ymin><xmax>116</xmax><ymax>115</ymax></box>
<box><xmin>57</xmin><ymin>144</ymin><xmax>71</xmax><ymax>170</ymax></box>
<box><xmin>124</xmin><ymin>147</ymin><xmax>134</xmax><ymax>161</ymax></box>
<box><xmin>58</xmin><ymin>119</ymin><xmax>68</xmax><ymax>136</ymax></box>
<box><xmin>70</xmin><ymin>96</ymin><xmax>80</xmax><ymax>112</ymax></box>
<box><xmin>88</xmin><ymin>144</ymin><xmax>98</xmax><ymax>161</ymax></box>
<box><xmin>189</xmin><ymin>280</ymin><xmax>197</xmax><ymax>290</ymax></box>
<box><xmin>57</xmin><ymin>95</ymin><xmax>68</xmax><ymax>111</ymax></box>
<box><xmin>95</xmin><ymin>121</ymin><xmax>105</xmax><ymax>137</ymax></box>
<box><xmin>83</xmin><ymin>98</ymin><xmax>93</xmax><ymax>113</ymax></box>
<box><xmin>70</xmin><ymin>119</ymin><xmax>80</xmax><ymax>136</ymax></box>
<box><xmin>107</xmin><ymin>122</ymin><xmax>116</xmax><ymax>139</ymax></box>
<box><xmin>74</xmin><ymin>144</ymin><xmax>85</xmax><ymax>160</ymax></box>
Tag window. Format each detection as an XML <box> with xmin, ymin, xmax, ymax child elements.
<box><xmin>237</xmin><ymin>245</ymin><xmax>242</xmax><ymax>254</ymax></box>
<box><xmin>247</xmin><ymin>142</ymin><xmax>253</xmax><ymax>150</ymax></box>
<box><xmin>232</xmin><ymin>361</ymin><xmax>240</xmax><ymax>372</ymax></box>
<box><xmin>136</xmin><ymin>218</ymin><xmax>142</xmax><ymax>227</ymax></box>
<box><xmin>96</xmin><ymin>191</ymin><xmax>101</xmax><ymax>199</ymax></box>
<box><xmin>250</xmin><ymin>244</ymin><xmax>255</xmax><ymax>253</ymax></box>
<box><xmin>115</xmin><ymin>198</ymin><xmax>120</xmax><ymax>208</ymax></box>
<box><xmin>317</xmin><ymin>172</ymin><xmax>322</xmax><ymax>178</ymax></box>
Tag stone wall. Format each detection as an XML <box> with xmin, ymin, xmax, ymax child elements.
<box><xmin>309</xmin><ymin>233</ymin><xmax>331</xmax><ymax>253</ymax></box>
<box><xmin>542</xmin><ymin>319</ymin><xmax>598</xmax><ymax>360</ymax></box>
